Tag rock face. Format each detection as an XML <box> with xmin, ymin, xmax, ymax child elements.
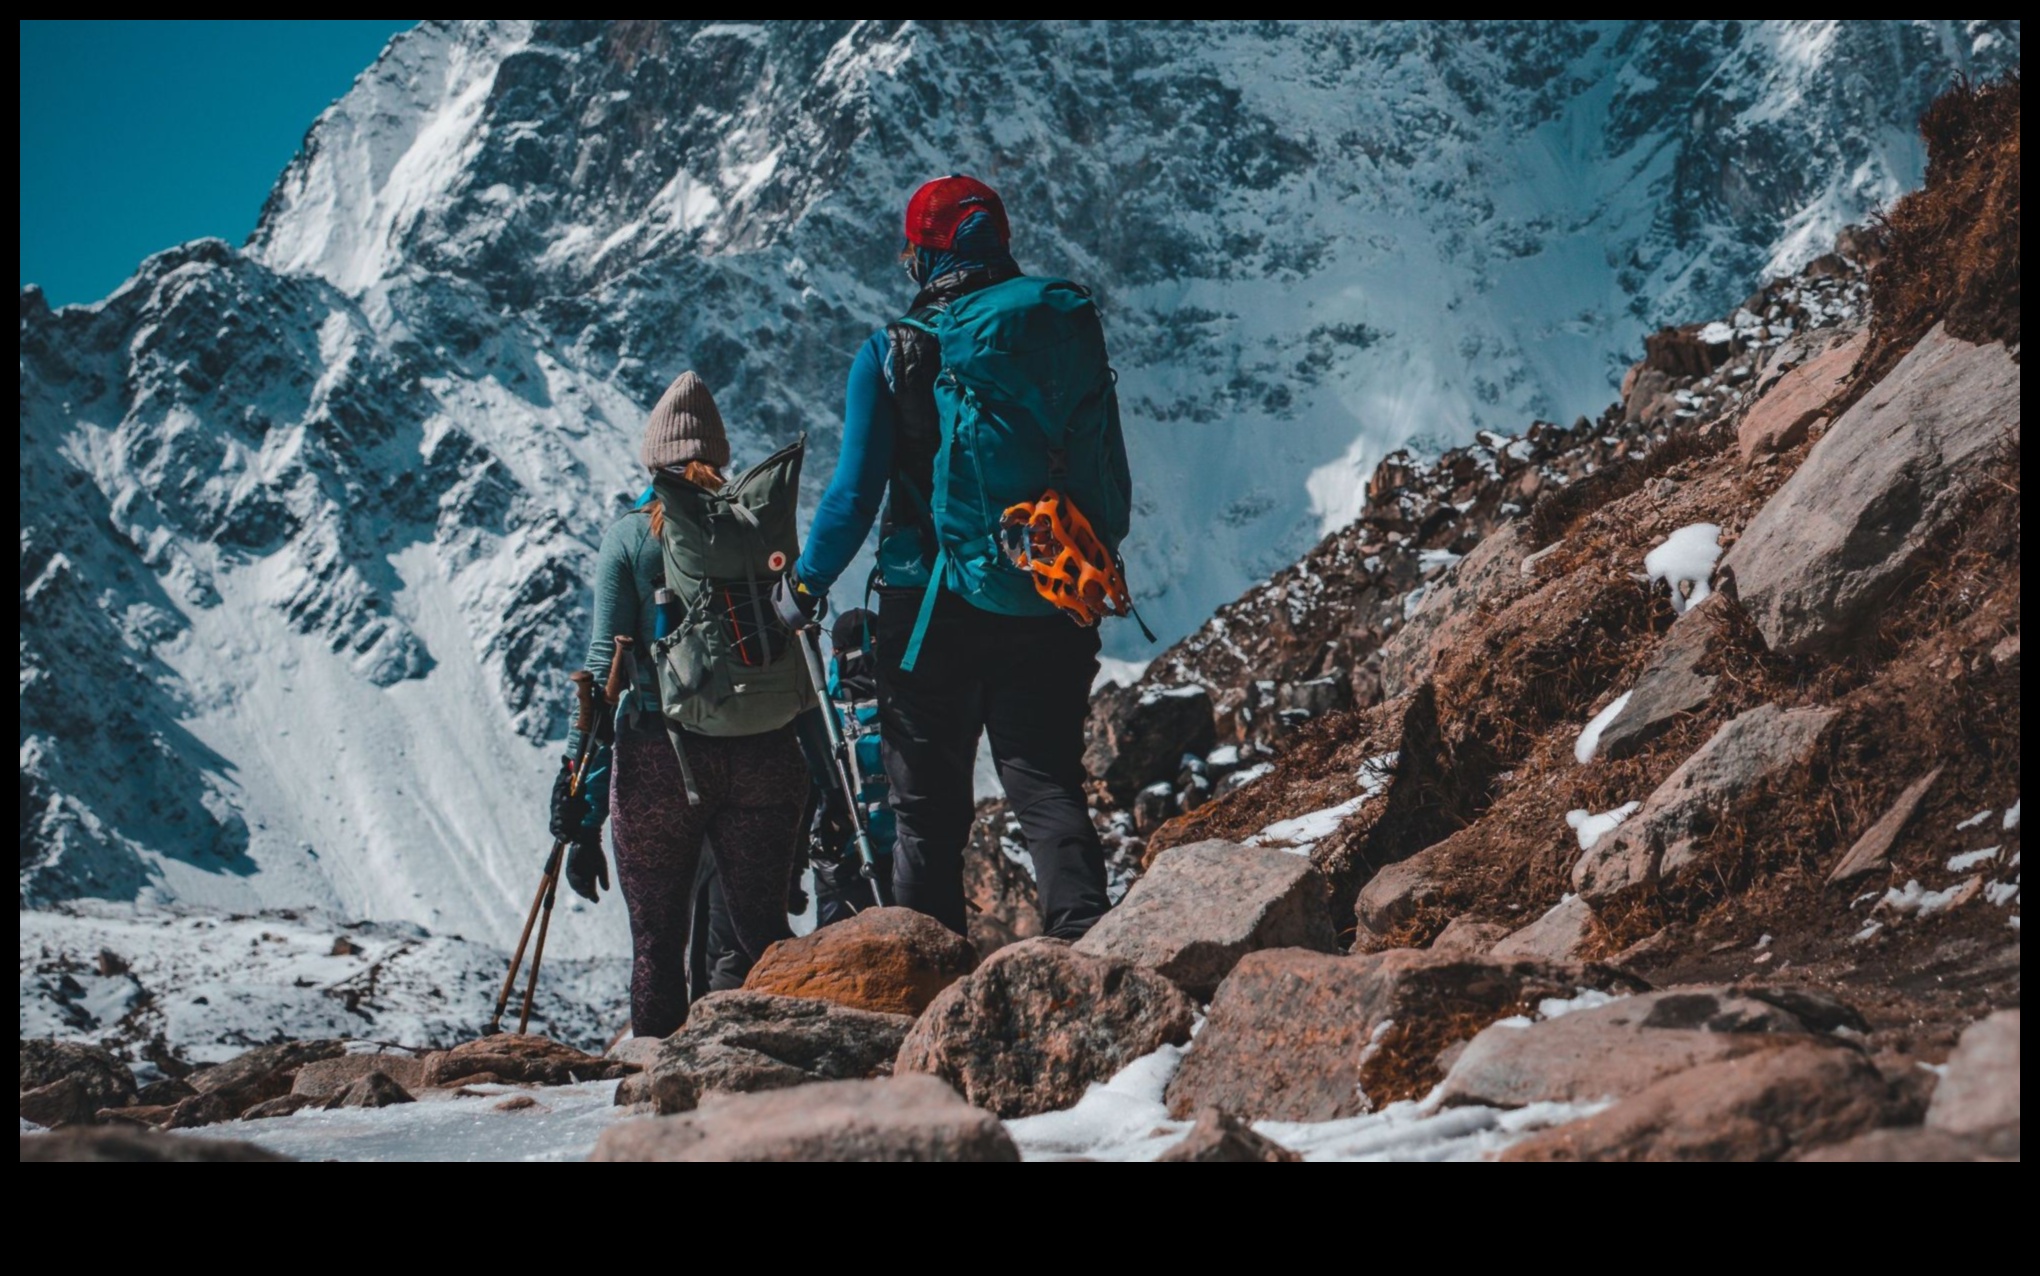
<box><xmin>1501</xmin><ymin>1040</ymin><xmax>1888</xmax><ymax>1161</ymax></box>
<box><xmin>188</xmin><ymin>1039</ymin><xmax>347</xmax><ymax>1113</ymax></box>
<box><xmin>635</xmin><ymin>992</ymin><xmax>914</xmax><ymax>1115</ymax></box>
<box><xmin>1735</xmin><ymin>328</ymin><xmax>1866</xmax><ymax>462</ymax></box>
<box><xmin>1596</xmin><ymin>595</ymin><xmax>1722</xmax><ymax>760</ymax></box>
<box><xmin>1828</xmin><ymin>766</ymin><xmax>1943</xmax><ymax>883</ymax></box>
<box><xmin>896</xmin><ymin>938</ymin><xmax>1195</xmax><ymax>1119</ymax></box>
<box><xmin>422</xmin><ymin>1034</ymin><xmax>635</xmax><ymax>1088</ymax></box>
<box><xmin>1926</xmin><ymin>1010</ymin><xmax>2020</xmax><ymax>1135</ymax></box>
<box><xmin>1165</xmin><ymin>949</ymin><xmax>1620</xmax><ymax>1122</ymax></box>
<box><xmin>291</xmin><ymin>1053</ymin><xmax>430</xmax><ymax>1099</ymax></box>
<box><xmin>741</xmin><ymin>907</ymin><xmax>978</xmax><ymax>1017</ymax></box>
<box><xmin>1157</xmin><ymin>1108</ymin><xmax>1301</xmax><ymax>1162</ymax></box>
<box><xmin>1074</xmin><ymin>840</ymin><xmax>1335</xmax><ymax>998</ymax></box>
<box><xmin>19</xmin><ymin>1040</ymin><xmax>136</xmax><ymax>1127</ymax></box>
<box><xmin>1437</xmin><ymin>988</ymin><xmax>1812</xmax><ymax>1108</ymax></box>
<box><xmin>21</xmin><ymin>1126</ymin><xmax>294</xmax><ymax>1162</ymax></box>
<box><xmin>1085</xmin><ymin>683</ymin><xmax>1218</xmax><ymax>803</ymax></box>
<box><xmin>1574</xmin><ymin>704</ymin><xmax>1835</xmax><ymax>904</ymax></box>
<box><xmin>593</xmin><ymin>1075</ymin><xmax>1018</xmax><ymax>1163</ymax></box>
<box><xmin>1721</xmin><ymin>324</ymin><xmax>2022</xmax><ymax>655</ymax></box>
<box><xmin>1488</xmin><ymin>895</ymin><xmax>1597</xmax><ymax>962</ymax></box>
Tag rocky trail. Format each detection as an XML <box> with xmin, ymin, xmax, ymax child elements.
<box><xmin>21</xmin><ymin>77</ymin><xmax>2020</xmax><ymax>1164</ymax></box>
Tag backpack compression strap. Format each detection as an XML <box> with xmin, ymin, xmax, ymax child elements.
<box><xmin>898</xmin><ymin>546</ymin><xmax>948</xmax><ymax>674</ymax></box>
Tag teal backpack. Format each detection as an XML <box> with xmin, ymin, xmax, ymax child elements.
<box><xmin>897</xmin><ymin>275</ymin><xmax>1141</xmax><ymax>670</ymax></box>
<box><xmin>649</xmin><ymin>437</ymin><xmax>818</xmax><ymax>761</ymax></box>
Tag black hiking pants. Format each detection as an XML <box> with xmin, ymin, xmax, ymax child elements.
<box><xmin>873</xmin><ymin>588</ymin><xmax>1110</xmax><ymax>939</ymax></box>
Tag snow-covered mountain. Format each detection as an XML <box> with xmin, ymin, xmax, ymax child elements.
<box><xmin>19</xmin><ymin>20</ymin><xmax>2018</xmax><ymax>956</ymax></box>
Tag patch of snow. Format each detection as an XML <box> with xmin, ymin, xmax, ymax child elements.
<box><xmin>1092</xmin><ymin>657</ymin><xmax>1152</xmax><ymax>692</ymax></box>
<box><xmin>1205</xmin><ymin>744</ymin><xmax>1241</xmax><ymax>769</ymax></box>
<box><xmin>1535</xmin><ymin>987</ymin><xmax>1624</xmax><ymax>1020</ymax></box>
<box><xmin>1947</xmin><ymin>847</ymin><xmax>2000</xmax><ymax>873</ymax></box>
<box><xmin>1574</xmin><ymin>692</ymin><xmax>1633</xmax><ymax>764</ymax></box>
<box><xmin>1876</xmin><ymin>878</ymin><xmax>1974</xmax><ymax>919</ymax></box>
<box><xmin>1249</xmin><ymin>796</ymin><xmax>1367</xmax><ymax>856</ymax></box>
<box><xmin>1418</xmin><ymin>547</ymin><xmax>1464</xmax><ymax>573</ymax></box>
<box><xmin>1565</xmin><ymin>801</ymin><xmax>1641</xmax><ymax>851</ymax></box>
<box><xmin>1852</xmin><ymin>920</ymin><xmax>1883</xmax><ymax>943</ymax></box>
<box><xmin>2004</xmin><ymin>800</ymin><xmax>2021</xmax><ymax>831</ymax></box>
<box><xmin>1644</xmin><ymin>523</ymin><xmax>1723</xmax><ymax>615</ymax></box>
<box><xmin>1697</xmin><ymin>320</ymin><xmax>1736</xmax><ymax>345</ymax></box>
<box><xmin>1983</xmin><ymin>880</ymin><xmax>2019</xmax><ymax>907</ymax></box>
<box><xmin>187</xmin><ymin>1079</ymin><xmax>626</xmax><ymax>1162</ymax></box>
<box><xmin>1955</xmin><ymin>809</ymin><xmax>1995</xmax><ymax>831</ymax></box>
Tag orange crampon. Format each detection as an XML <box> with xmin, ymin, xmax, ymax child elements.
<box><xmin>999</xmin><ymin>489</ymin><xmax>1133</xmax><ymax>627</ymax></box>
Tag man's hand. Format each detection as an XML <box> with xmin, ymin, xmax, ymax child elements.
<box><xmin>565</xmin><ymin>835</ymin><xmax>610</xmax><ymax>903</ymax></box>
<box><xmin>548</xmin><ymin>756</ymin><xmax>590</xmax><ymax>841</ymax></box>
<box><xmin>771</xmin><ymin>572</ymin><xmax>824</xmax><ymax>629</ymax></box>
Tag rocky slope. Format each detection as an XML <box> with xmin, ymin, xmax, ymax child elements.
<box><xmin>19</xmin><ymin>22</ymin><xmax>2018</xmax><ymax>959</ymax></box>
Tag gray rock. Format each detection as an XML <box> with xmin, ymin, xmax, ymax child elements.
<box><xmin>1157</xmin><ymin>1107</ymin><xmax>1300</xmax><ymax>1162</ymax></box>
<box><xmin>1927</xmin><ymin>1010</ymin><xmax>2020</xmax><ymax>1135</ymax></box>
<box><xmin>639</xmin><ymin>991</ymin><xmax>913</xmax><ymax>1115</ymax></box>
<box><xmin>1489</xmin><ymin>894</ymin><xmax>1596</xmax><ymax>961</ymax></box>
<box><xmin>188</xmin><ymin>1039</ymin><xmax>347</xmax><ymax>1112</ymax></box>
<box><xmin>1084</xmin><ymin>682</ymin><xmax>1217</xmax><ymax>803</ymax></box>
<box><xmin>290</xmin><ymin>1052</ymin><xmax>428</xmax><ymax>1099</ymax></box>
<box><xmin>1574</xmin><ymin>704</ymin><xmax>1835</xmax><ymax>904</ymax></box>
<box><xmin>1430</xmin><ymin>916</ymin><xmax>1511</xmax><ymax>958</ymax></box>
<box><xmin>19</xmin><ymin>1040</ymin><xmax>136</xmax><ymax>1128</ymax></box>
<box><xmin>1597</xmin><ymin>595</ymin><xmax>1722</xmax><ymax>760</ymax></box>
<box><xmin>1828</xmin><ymin>766</ymin><xmax>1943</xmax><ymax>883</ymax></box>
<box><xmin>1721</xmin><ymin>324</ymin><xmax>2021</xmax><ymax>655</ymax></box>
<box><xmin>1438</xmin><ymin>987</ymin><xmax>1812</xmax><ymax>1109</ymax></box>
<box><xmin>1353</xmin><ymin>849</ymin><xmax>1445</xmax><ymax>947</ymax></box>
<box><xmin>324</xmin><ymin>1070</ymin><xmax>415</xmax><ymax>1109</ymax></box>
<box><xmin>1379</xmin><ymin>523</ymin><xmax>1532</xmax><ymax>700</ymax></box>
<box><xmin>897</xmin><ymin>938</ymin><xmax>1194</xmax><ymax>1119</ymax></box>
<box><xmin>592</xmin><ymin>1074</ymin><xmax>1018</xmax><ymax>1162</ymax></box>
<box><xmin>1074</xmin><ymin>840</ymin><xmax>1335</xmax><ymax>1000</ymax></box>
<box><xmin>1798</xmin><ymin>1124</ymin><xmax>2019</xmax><ymax>1162</ymax></box>
<box><xmin>1735</xmin><ymin>328</ymin><xmax>1865</xmax><ymax>463</ymax></box>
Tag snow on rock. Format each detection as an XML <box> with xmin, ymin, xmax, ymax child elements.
<box><xmin>1876</xmin><ymin>879</ymin><xmax>1977</xmax><ymax>920</ymax></box>
<box><xmin>1574</xmin><ymin>692</ymin><xmax>1634</xmax><ymax>764</ymax></box>
<box><xmin>2005</xmin><ymin>800</ymin><xmax>2022</xmax><ymax>831</ymax></box>
<box><xmin>1566</xmin><ymin>801</ymin><xmax>1642</xmax><ymax>851</ymax></box>
<box><xmin>1956</xmin><ymin>809</ymin><xmax>1996</xmax><ymax>830</ymax></box>
<box><xmin>1947</xmin><ymin>846</ymin><xmax>2002</xmax><ymax>872</ymax></box>
<box><xmin>1247</xmin><ymin>753</ymin><xmax>1396</xmax><ymax>854</ymax></box>
<box><xmin>1645</xmin><ymin>523</ymin><xmax>1724</xmax><ymax>615</ymax></box>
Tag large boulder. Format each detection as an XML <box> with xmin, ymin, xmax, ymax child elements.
<box><xmin>1926</xmin><ymin>1010</ymin><xmax>2019</xmax><ymax>1135</ymax></box>
<box><xmin>19</xmin><ymin>1040</ymin><xmax>136</xmax><ymax>1127</ymax></box>
<box><xmin>1735</xmin><ymin>328</ymin><xmax>1866</xmax><ymax>463</ymax></box>
<box><xmin>1720</xmin><ymin>324</ymin><xmax>2021</xmax><ymax>655</ymax></box>
<box><xmin>1574</xmin><ymin>704</ymin><xmax>1835</xmax><ymax>905</ymax></box>
<box><xmin>1488</xmin><ymin>894</ymin><xmax>1597</xmax><ymax>962</ymax></box>
<box><xmin>1437</xmin><ymin>987</ymin><xmax>1813</xmax><ymax>1108</ymax></box>
<box><xmin>633</xmin><ymin>991</ymin><xmax>913</xmax><ymax>1115</ymax></box>
<box><xmin>21</xmin><ymin>1126</ymin><xmax>293</xmax><ymax>1162</ymax></box>
<box><xmin>290</xmin><ymin>1052</ymin><xmax>429</xmax><ymax>1100</ymax></box>
<box><xmin>592</xmin><ymin>1075</ymin><xmax>1018</xmax><ymax>1162</ymax></box>
<box><xmin>1074</xmin><ymin>840</ymin><xmax>1335</xmax><ymax>999</ymax></box>
<box><xmin>1595</xmin><ymin>595</ymin><xmax>1722</xmax><ymax>761</ymax></box>
<box><xmin>742</xmin><ymin>907</ymin><xmax>977</xmax><ymax>1017</ymax></box>
<box><xmin>1352</xmin><ymin>850</ymin><xmax>1445</xmax><ymax>949</ymax></box>
<box><xmin>1164</xmin><ymin>949</ymin><xmax>1628</xmax><ymax>1122</ymax></box>
<box><xmin>1378</xmin><ymin>522</ymin><xmax>1532</xmax><ymax>700</ymax></box>
<box><xmin>1085</xmin><ymin>682</ymin><xmax>1216</xmax><ymax>803</ymax></box>
<box><xmin>187</xmin><ymin>1039</ymin><xmax>346</xmax><ymax>1113</ymax></box>
<box><xmin>1500</xmin><ymin>1040</ymin><xmax>1889</xmax><ymax>1162</ymax></box>
<box><xmin>896</xmin><ymin>938</ymin><xmax>1194</xmax><ymax>1119</ymax></box>
<box><xmin>422</xmin><ymin>1034</ymin><xmax>635</xmax><ymax>1089</ymax></box>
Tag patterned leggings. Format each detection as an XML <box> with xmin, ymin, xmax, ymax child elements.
<box><xmin>609</xmin><ymin>723</ymin><xmax>805</xmax><ymax>1038</ymax></box>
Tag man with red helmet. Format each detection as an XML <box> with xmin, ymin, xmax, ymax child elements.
<box><xmin>784</xmin><ymin>175</ymin><xmax>1117</xmax><ymax>940</ymax></box>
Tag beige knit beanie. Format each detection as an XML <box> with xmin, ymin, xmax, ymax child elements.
<box><xmin>640</xmin><ymin>370</ymin><xmax>730</xmax><ymax>471</ymax></box>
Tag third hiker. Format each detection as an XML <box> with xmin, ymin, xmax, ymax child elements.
<box><xmin>783</xmin><ymin>175</ymin><xmax>1143</xmax><ymax>941</ymax></box>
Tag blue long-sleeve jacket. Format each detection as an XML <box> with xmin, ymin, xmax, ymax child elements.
<box><xmin>795</xmin><ymin>328</ymin><xmax>897</xmax><ymax>596</ymax></box>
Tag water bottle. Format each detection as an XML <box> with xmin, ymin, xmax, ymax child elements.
<box><xmin>653</xmin><ymin>587</ymin><xmax>678</xmax><ymax>640</ymax></box>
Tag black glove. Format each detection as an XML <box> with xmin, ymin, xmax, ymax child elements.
<box><xmin>565</xmin><ymin>835</ymin><xmax>610</xmax><ymax>903</ymax></box>
<box><xmin>549</xmin><ymin>756</ymin><xmax>590</xmax><ymax>841</ymax></box>
<box><xmin>771</xmin><ymin>572</ymin><xmax>823</xmax><ymax>629</ymax></box>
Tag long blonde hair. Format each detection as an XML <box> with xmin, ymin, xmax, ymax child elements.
<box><xmin>647</xmin><ymin>461</ymin><xmax>726</xmax><ymax>536</ymax></box>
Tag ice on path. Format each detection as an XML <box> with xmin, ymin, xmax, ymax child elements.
<box><xmin>1574</xmin><ymin>692</ymin><xmax>1632</xmax><ymax>764</ymax></box>
<box><xmin>1566</xmin><ymin>801</ymin><xmax>1641</xmax><ymax>851</ymax></box>
<box><xmin>1645</xmin><ymin>523</ymin><xmax>1723</xmax><ymax>616</ymax></box>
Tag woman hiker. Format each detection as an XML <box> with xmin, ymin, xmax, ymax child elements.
<box><xmin>550</xmin><ymin>370</ymin><xmax>808</xmax><ymax>1039</ymax></box>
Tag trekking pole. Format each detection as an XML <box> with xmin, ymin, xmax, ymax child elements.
<box><xmin>487</xmin><ymin>669</ymin><xmax>601</xmax><ymax>1035</ymax></box>
<box><xmin>782</xmin><ymin>611</ymin><xmax>893</xmax><ymax>906</ymax></box>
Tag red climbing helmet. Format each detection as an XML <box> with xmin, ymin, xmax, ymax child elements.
<box><xmin>903</xmin><ymin>175</ymin><xmax>1010</xmax><ymax>250</ymax></box>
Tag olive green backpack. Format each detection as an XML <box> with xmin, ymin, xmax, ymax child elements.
<box><xmin>649</xmin><ymin>437</ymin><xmax>817</xmax><ymax>786</ymax></box>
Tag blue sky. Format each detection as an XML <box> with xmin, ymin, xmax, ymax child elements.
<box><xmin>20</xmin><ymin>20</ymin><xmax>417</xmax><ymax>306</ymax></box>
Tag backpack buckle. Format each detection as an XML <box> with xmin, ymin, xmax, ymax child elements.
<box><xmin>1046</xmin><ymin>447</ymin><xmax>1069</xmax><ymax>478</ymax></box>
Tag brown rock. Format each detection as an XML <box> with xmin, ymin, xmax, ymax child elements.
<box><xmin>1829</xmin><ymin>767</ymin><xmax>1943</xmax><ymax>883</ymax></box>
<box><xmin>1489</xmin><ymin>895</ymin><xmax>1596</xmax><ymax>962</ymax></box>
<box><xmin>1378</xmin><ymin>523</ymin><xmax>1532</xmax><ymax>701</ymax></box>
<box><xmin>1165</xmin><ymin>949</ymin><xmax>1628</xmax><ymax>1122</ymax></box>
<box><xmin>239</xmin><ymin>1093</ymin><xmax>321</xmax><ymax>1121</ymax></box>
<box><xmin>1736</xmin><ymin>329</ymin><xmax>1866</xmax><ymax>463</ymax></box>
<box><xmin>1926</xmin><ymin>1010</ymin><xmax>2020</xmax><ymax>1135</ymax></box>
<box><xmin>21</xmin><ymin>1126</ymin><xmax>294</xmax><ymax>1162</ymax></box>
<box><xmin>1574</xmin><ymin>704</ymin><xmax>1835</xmax><ymax>904</ymax></box>
<box><xmin>494</xmin><ymin>1094</ymin><xmax>541</xmax><ymax>1112</ymax></box>
<box><xmin>641</xmin><ymin>991</ymin><xmax>914</xmax><ymax>1115</ymax></box>
<box><xmin>1430</xmin><ymin>917</ymin><xmax>1511</xmax><ymax>958</ymax></box>
<box><xmin>1501</xmin><ymin>1041</ymin><xmax>1890</xmax><ymax>1161</ymax></box>
<box><xmin>1075</xmin><ymin>840</ymin><xmax>1336</xmax><ymax>999</ymax></box>
<box><xmin>897</xmin><ymin>938</ymin><xmax>1194</xmax><ymax>1119</ymax></box>
<box><xmin>1156</xmin><ymin>1108</ymin><xmax>1301</xmax><ymax>1162</ymax></box>
<box><xmin>1798</xmin><ymin>1123</ymin><xmax>2019</xmax><ymax>1162</ymax></box>
<box><xmin>1438</xmin><ymin>988</ymin><xmax>1812</xmax><ymax>1108</ymax></box>
<box><xmin>188</xmin><ymin>1039</ymin><xmax>346</xmax><ymax>1111</ymax></box>
<box><xmin>1720</xmin><ymin>324</ymin><xmax>2022</xmax><ymax>655</ymax></box>
<box><xmin>592</xmin><ymin>1074</ymin><xmax>1019</xmax><ymax>1163</ymax></box>
<box><xmin>422</xmin><ymin>1034</ymin><xmax>634</xmax><ymax>1088</ymax></box>
<box><xmin>1596</xmin><ymin>595</ymin><xmax>1723</xmax><ymax>761</ymax></box>
<box><xmin>1352</xmin><ymin>850</ymin><xmax>1444</xmax><ymax>948</ymax></box>
<box><xmin>133</xmin><ymin>1077</ymin><xmax>197</xmax><ymax>1106</ymax></box>
<box><xmin>290</xmin><ymin>1052</ymin><xmax>429</xmax><ymax>1099</ymax></box>
<box><xmin>163</xmin><ymin>1091</ymin><xmax>239</xmax><ymax>1129</ymax></box>
<box><xmin>19</xmin><ymin>1040</ymin><xmax>136</xmax><ymax>1127</ymax></box>
<box><xmin>325</xmin><ymin>1070</ymin><xmax>415</xmax><ymax>1109</ymax></box>
<box><xmin>1084</xmin><ymin>682</ymin><xmax>1216</xmax><ymax>803</ymax></box>
<box><xmin>742</xmin><ymin>907</ymin><xmax>977</xmax><ymax>1017</ymax></box>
